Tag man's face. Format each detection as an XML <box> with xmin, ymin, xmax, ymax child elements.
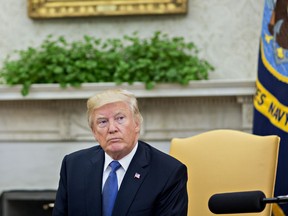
<box><xmin>92</xmin><ymin>101</ymin><xmax>140</xmax><ymax>160</ymax></box>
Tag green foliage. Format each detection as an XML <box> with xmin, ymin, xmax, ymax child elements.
<box><xmin>0</xmin><ymin>31</ymin><xmax>214</xmax><ymax>96</ymax></box>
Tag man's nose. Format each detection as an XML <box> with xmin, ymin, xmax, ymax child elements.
<box><xmin>108</xmin><ymin>120</ymin><xmax>118</xmax><ymax>133</ymax></box>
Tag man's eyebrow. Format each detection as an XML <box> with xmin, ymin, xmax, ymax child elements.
<box><xmin>115</xmin><ymin>111</ymin><xmax>126</xmax><ymax>115</ymax></box>
<box><xmin>95</xmin><ymin>109</ymin><xmax>127</xmax><ymax>118</ymax></box>
<box><xmin>95</xmin><ymin>116</ymin><xmax>107</xmax><ymax>121</ymax></box>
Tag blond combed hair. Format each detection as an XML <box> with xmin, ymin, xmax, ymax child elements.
<box><xmin>87</xmin><ymin>89</ymin><xmax>143</xmax><ymax>129</ymax></box>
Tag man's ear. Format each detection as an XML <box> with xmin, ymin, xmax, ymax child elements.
<box><xmin>134</xmin><ymin>119</ymin><xmax>141</xmax><ymax>133</ymax></box>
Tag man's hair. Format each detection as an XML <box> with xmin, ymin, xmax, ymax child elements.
<box><xmin>87</xmin><ymin>89</ymin><xmax>143</xmax><ymax>129</ymax></box>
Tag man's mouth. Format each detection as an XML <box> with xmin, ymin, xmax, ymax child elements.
<box><xmin>108</xmin><ymin>138</ymin><xmax>121</xmax><ymax>143</ymax></box>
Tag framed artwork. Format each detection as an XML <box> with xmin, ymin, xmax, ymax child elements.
<box><xmin>28</xmin><ymin>0</ymin><xmax>188</xmax><ymax>19</ymax></box>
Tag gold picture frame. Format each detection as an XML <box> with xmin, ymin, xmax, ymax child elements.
<box><xmin>28</xmin><ymin>0</ymin><xmax>188</xmax><ymax>19</ymax></box>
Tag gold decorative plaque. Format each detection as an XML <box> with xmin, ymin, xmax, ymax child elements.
<box><xmin>28</xmin><ymin>0</ymin><xmax>187</xmax><ymax>19</ymax></box>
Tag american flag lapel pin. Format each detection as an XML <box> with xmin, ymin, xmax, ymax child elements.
<box><xmin>134</xmin><ymin>172</ymin><xmax>141</xmax><ymax>179</ymax></box>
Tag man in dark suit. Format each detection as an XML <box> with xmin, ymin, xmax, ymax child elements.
<box><xmin>52</xmin><ymin>89</ymin><xmax>188</xmax><ymax>216</ymax></box>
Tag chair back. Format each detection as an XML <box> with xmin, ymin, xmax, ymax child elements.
<box><xmin>170</xmin><ymin>129</ymin><xmax>280</xmax><ymax>216</ymax></box>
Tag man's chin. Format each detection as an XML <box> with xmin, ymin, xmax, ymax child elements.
<box><xmin>107</xmin><ymin>143</ymin><xmax>125</xmax><ymax>153</ymax></box>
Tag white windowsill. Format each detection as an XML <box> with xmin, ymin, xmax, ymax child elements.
<box><xmin>0</xmin><ymin>79</ymin><xmax>256</xmax><ymax>101</ymax></box>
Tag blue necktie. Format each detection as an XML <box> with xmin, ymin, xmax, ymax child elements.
<box><xmin>102</xmin><ymin>161</ymin><xmax>121</xmax><ymax>216</ymax></box>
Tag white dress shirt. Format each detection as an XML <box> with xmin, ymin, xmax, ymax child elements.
<box><xmin>102</xmin><ymin>142</ymin><xmax>138</xmax><ymax>190</ymax></box>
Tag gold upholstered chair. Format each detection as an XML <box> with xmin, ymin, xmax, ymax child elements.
<box><xmin>170</xmin><ymin>129</ymin><xmax>280</xmax><ymax>216</ymax></box>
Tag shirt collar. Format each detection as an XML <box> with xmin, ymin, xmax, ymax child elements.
<box><xmin>104</xmin><ymin>142</ymin><xmax>138</xmax><ymax>172</ymax></box>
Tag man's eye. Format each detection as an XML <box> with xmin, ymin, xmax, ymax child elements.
<box><xmin>116</xmin><ymin>116</ymin><xmax>125</xmax><ymax>124</ymax></box>
<box><xmin>98</xmin><ymin>120</ymin><xmax>108</xmax><ymax>127</ymax></box>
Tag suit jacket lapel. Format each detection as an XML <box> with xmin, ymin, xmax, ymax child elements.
<box><xmin>113</xmin><ymin>142</ymin><xmax>150</xmax><ymax>216</ymax></box>
<box><xmin>86</xmin><ymin>147</ymin><xmax>105</xmax><ymax>216</ymax></box>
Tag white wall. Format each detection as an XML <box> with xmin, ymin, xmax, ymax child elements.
<box><xmin>1</xmin><ymin>0</ymin><xmax>263</xmax><ymax>80</ymax></box>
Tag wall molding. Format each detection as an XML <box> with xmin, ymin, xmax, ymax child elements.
<box><xmin>0</xmin><ymin>80</ymin><xmax>255</xmax><ymax>100</ymax></box>
<box><xmin>0</xmin><ymin>80</ymin><xmax>256</xmax><ymax>141</ymax></box>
